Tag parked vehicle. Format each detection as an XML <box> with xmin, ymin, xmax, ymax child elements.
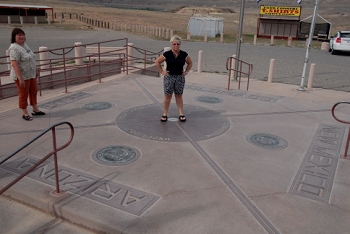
<box><xmin>329</xmin><ymin>31</ymin><xmax>350</xmax><ymax>55</ymax></box>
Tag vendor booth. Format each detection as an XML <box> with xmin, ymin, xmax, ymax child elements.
<box><xmin>256</xmin><ymin>5</ymin><xmax>301</xmax><ymax>40</ymax></box>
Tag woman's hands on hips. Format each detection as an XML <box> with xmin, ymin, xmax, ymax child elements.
<box><xmin>162</xmin><ymin>70</ymin><xmax>169</xmax><ymax>76</ymax></box>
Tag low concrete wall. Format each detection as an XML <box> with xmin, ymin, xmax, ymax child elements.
<box><xmin>0</xmin><ymin>60</ymin><xmax>123</xmax><ymax>99</ymax></box>
<box><xmin>38</xmin><ymin>61</ymin><xmax>123</xmax><ymax>89</ymax></box>
<box><xmin>131</xmin><ymin>64</ymin><xmax>159</xmax><ymax>77</ymax></box>
<box><xmin>0</xmin><ymin>81</ymin><xmax>17</xmax><ymax>99</ymax></box>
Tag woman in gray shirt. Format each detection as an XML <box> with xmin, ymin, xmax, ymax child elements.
<box><xmin>9</xmin><ymin>28</ymin><xmax>45</xmax><ymax>121</ymax></box>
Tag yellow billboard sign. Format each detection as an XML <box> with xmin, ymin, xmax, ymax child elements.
<box><xmin>260</xmin><ymin>6</ymin><xmax>301</xmax><ymax>17</ymax></box>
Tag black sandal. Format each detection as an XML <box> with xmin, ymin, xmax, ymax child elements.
<box><xmin>22</xmin><ymin>115</ymin><xmax>33</xmax><ymax>121</ymax></box>
<box><xmin>160</xmin><ymin>116</ymin><xmax>168</xmax><ymax>122</ymax></box>
<box><xmin>179</xmin><ymin>115</ymin><xmax>186</xmax><ymax>122</ymax></box>
<box><xmin>32</xmin><ymin>111</ymin><xmax>45</xmax><ymax>115</ymax></box>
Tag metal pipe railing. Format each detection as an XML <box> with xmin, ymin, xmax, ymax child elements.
<box><xmin>331</xmin><ymin>101</ymin><xmax>350</xmax><ymax>159</ymax></box>
<box><xmin>0</xmin><ymin>121</ymin><xmax>74</xmax><ymax>195</ymax></box>
<box><xmin>226</xmin><ymin>56</ymin><xmax>253</xmax><ymax>91</ymax></box>
<box><xmin>0</xmin><ymin>38</ymin><xmax>161</xmax><ymax>100</ymax></box>
<box><xmin>0</xmin><ymin>39</ymin><xmax>129</xmax><ymax>99</ymax></box>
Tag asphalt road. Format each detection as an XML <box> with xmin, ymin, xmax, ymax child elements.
<box><xmin>1</xmin><ymin>25</ymin><xmax>350</xmax><ymax>92</ymax></box>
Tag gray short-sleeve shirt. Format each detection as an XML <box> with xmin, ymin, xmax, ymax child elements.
<box><xmin>9</xmin><ymin>43</ymin><xmax>36</xmax><ymax>80</ymax></box>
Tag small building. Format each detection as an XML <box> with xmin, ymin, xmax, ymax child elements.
<box><xmin>256</xmin><ymin>5</ymin><xmax>301</xmax><ymax>40</ymax></box>
<box><xmin>187</xmin><ymin>16</ymin><xmax>224</xmax><ymax>38</ymax></box>
<box><xmin>0</xmin><ymin>4</ymin><xmax>54</xmax><ymax>24</ymax></box>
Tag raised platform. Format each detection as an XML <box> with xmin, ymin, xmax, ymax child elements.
<box><xmin>1</xmin><ymin>71</ymin><xmax>350</xmax><ymax>233</ymax></box>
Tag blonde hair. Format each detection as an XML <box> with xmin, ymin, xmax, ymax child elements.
<box><xmin>170</xmin><ymin>35</ymin><xmax>182</xmax><ymax>44</ymax></box>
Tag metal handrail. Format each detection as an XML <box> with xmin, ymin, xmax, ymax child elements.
<box><xmin>0</xmin><ymin>39</ymin><xmax>129</xmax><ymax>100</ymax></box>
<box><xmin>0</xmin><ymin>38</ymin><xmax>161</xmax><ymax>100</ymax></box>
<box><xmin>0</xmin><ymin>121</ymin><xmax>74</xmax><ymax>195</ymax></box>
<box><xmin>128</xmin><ymin>44</ymin><xmax>162</xmax><ymax>76</ymax></box>
<box><xmin>331</xmin><ymin>101</ymin><xmax>350</xmax><ymax>159</ymax></box>
<box><xmin>226</xmin><ymin>56</ymin><xmax>253</xmax><ymax>91</ymax></box>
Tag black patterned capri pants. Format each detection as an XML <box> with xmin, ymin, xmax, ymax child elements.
<box><xmin>163</xmin><ymin>74</ymin><xmax>185</xmax><ymax>95</ymax></box>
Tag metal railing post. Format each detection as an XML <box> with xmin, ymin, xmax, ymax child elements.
<box><xmin>62</xmin><ymin>48</ymin><xmax>68</xmax><ymax>93</ymax></box>
<box><xmin>52</xmin><ymin>126</ymin><xmax>60</xmax><ymax>193</ymax></box>
<box><xmin>98</xmin><ymin>43</ymin><xmax>102</xmax><ymax>82</ymax></box>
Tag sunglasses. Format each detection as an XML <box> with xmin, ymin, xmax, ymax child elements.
<box><xmin>172</xmin><ymin>43</ymin><xmax>180</xmax><ymax>45</ymax></box>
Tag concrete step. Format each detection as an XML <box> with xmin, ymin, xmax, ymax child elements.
<box><xmin>0</xmin><ymin>196</ymin><xmax>95</xmax><ymax>234</ymax></box>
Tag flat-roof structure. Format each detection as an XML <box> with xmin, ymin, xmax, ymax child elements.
<box><xmin>187</xmin><ymin>16</ymin><xmax>224</xmax><ymax>38</ymax></box>
<box><xmin>0</xmin><ymin>4</ymin><xmax>54</xmax><ymax>24</ymax></box>
<box><xmin>256</xmin><ymin>5</ymin><xmax>301</xmax><ymax>40</ymax></box>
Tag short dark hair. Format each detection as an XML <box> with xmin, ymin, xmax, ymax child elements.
<box><xmin>11</xmin><ymin>28</ymin><xmax>25</xmax><ymax>43</ymax></box>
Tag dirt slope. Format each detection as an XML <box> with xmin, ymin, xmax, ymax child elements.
<box><xmin>2</xmin><ymin>0</ymin><xmax>350</xmax><ymax>34</ymax></box>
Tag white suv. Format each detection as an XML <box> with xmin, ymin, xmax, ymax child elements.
<box><xmin>329</xmin><ymin>31</ymin><xmax>350</xmax><ymax>55</ymax></box>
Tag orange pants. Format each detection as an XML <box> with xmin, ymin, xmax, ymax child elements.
<box><xmin>15</xmin><ymin>78</ymin><xmax>38</xmax><ymax>109</ymax></box>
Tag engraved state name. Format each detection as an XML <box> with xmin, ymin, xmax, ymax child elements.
<box><xmin>117</xmin><ymin>104</ymin><xmax>153</xmax><ymax>120</ymax></box>
<box><xmin>289</xmin><ymin>124</ymin><xmax>345</xmax><ymax>203</ymax></box>
<box><xmin>128</xmin><ymin>128</ymin><xmax>171</xmax><ymax>141</ymax></box>
<box><xmin>40</xmin><ymin>92</ymin><xmax>92</xmax><ymax>109</ymax></box>
<box><xmin>205</xmin><ymin>121</ymin><xmax>229</xmax><ymax>138</ymax></box>
<box><xmin>186</xmin><ymin>85</ymin><xmax>278</xmax><ymax>102</ymax></box>
<box><xmin>1</xmin><ymin>156</ymin><xmax>159</xmax><ymax>216</ymax></box>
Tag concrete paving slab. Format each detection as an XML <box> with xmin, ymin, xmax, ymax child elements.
<box><xmin>124</xmin><ymin>186</ymin><xmax>266</xmax><ymax>234</ymax></box>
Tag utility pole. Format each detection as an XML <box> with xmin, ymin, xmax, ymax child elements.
<box><xmin>298</xmin><ymin>0</ymin><xmax>320</xmax><ymax>91</ymax></box>
<box><xmin>234</xmin><ymin>0</ymin><xmax>245</xmax><ymax>81</ymax></box>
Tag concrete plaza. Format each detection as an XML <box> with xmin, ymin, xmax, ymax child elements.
<box><xmin>1</xmin><ymin>69</ymin><xmax>350</xmax><ymax>233</ymax></box>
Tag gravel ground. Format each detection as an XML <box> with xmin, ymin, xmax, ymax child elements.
<box><xmin>1</xmin><ymin>25</ymin><xmax>350</xmax><ymax>92</ymax></box>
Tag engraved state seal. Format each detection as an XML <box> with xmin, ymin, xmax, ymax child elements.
<box><xmin>92</xmin><ymin>146</ymin><xmax>141</xmax><ymax>166</ymax></box>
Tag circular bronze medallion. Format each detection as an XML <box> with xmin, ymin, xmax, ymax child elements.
<box><xmin>92</xmin><ymin>146</ymin><xmax>140</xmax><ymax>166</ymax></box>
<box><xmin>246</xmin><ymin>133</ymin><xmax>288</xmax><ymax>149</ymax></box>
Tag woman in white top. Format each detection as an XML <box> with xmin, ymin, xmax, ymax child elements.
<box><xmin>9</xmin><ymin>28</ymin><xmax>45</xmax><ymax>121</ymax></box>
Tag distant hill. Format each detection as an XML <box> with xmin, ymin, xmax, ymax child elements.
<box><xmin>64</xmin><ymin>0</ymin><xmax>346</xmax><ymax>12</ymax></box>
<box><xmin>59</xmin><ymin>0</ymin><xmax>349</xmax><ymax>33</ymax></box>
